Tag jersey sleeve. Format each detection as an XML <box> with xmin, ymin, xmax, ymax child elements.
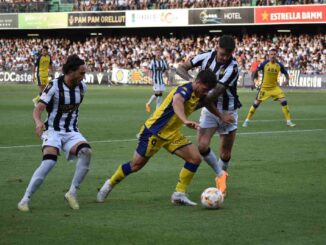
<box><xmin>175</xmin><ymin>84</ymin><xmax>191</xmax><ymax>101</ymax></box>
<box><xmin>257</xmin><ymin>60</ymin><xmax>267</xmax><ymax>71</ymax></box>
<box><xmin>39</xmin><ymin>81</ymin><xmax>56</xmax><ymax>105</ymax></box>
<box><xmin>190</xmin><ymin>52</ymin><xmax>209</xmax><ymax>67</ymax></box>
<box><xmin>218</xmin><ymin>64</ymin><xmax>239</xmax><ymax>87</ymax></box>
<box><xmin>278</xmin><ymin>62</ymin><xmax>288</xmax><ymax>75</ymax></box>
<box><xmin>149</xmin><ymin>60</ymin><xmax>154</xmax><ymax>70</ymax></box>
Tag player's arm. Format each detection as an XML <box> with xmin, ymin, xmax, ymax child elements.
<box><xmin>280</xmin><ymin>64</ymin><xmax>290</xmax><ymax>86</ymax></box>
<box><xmin>33</xmin><ymin>102</ymin><xmax>46</xmax><ymax>138</ymax></box>
<box><xmin>176</xmin><ymin>60</ymin><xmax>194</xmax><ymax>81</ymax></box>
<box><xmin>203</xmin><ymin>84</ymin><xmax>234</xmax><ymax>124</ymax></box>
<box><xmin>172</xmin><ymin>93</ymin><xmax>198</xmax><ymax>130</ymax></box>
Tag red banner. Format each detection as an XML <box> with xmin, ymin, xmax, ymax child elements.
<box><xmin>255</xmin><ymin>5</ymin><xmax>326</xmax><ymax>23</ymax></box>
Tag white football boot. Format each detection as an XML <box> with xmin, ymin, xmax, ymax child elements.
<box><xmin>171</xmin><ymin>192</ymin><xmax>197</xmax><ymax>206</ymax></box>
<box><xmin>97</xmin><ymin>179</ymin><xmax>113</xmax><ymax>203</ymax></box>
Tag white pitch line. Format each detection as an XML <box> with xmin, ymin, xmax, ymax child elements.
<box><xmin>238</xmin><ymin>118</ymin><xmax>326</xmax><ymax>123</ymax></box>
<box><xmin>0</xmin><ymin>128</ymin><xmax>324</xmax><ymax>150</ymax></box>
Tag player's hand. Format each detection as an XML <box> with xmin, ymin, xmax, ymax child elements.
<box><xmin>184</xmin><ymin>120</ymin><xmax>199</xmax><ymax>130</ymax></box>
<box><xmin>283</xmin><ymin>80</ymin><xmax>289</xmax><ymax>86</ymax></box>
<box><xmin>220</xmin><ymin>113</ymin><xmax>234</xmax><ymax>124</ymax></box>
<box><xmin>35</xmin><ymin>122</ymin><xmax>45</xmax><ymax>138</ymax></box>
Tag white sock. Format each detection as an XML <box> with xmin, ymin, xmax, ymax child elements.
<box><xmin>70</xmin><ymin>147</ymin><xmax>91</xmax><ymax>195</ymax></box>
<box><xmin>147</xmin><ymin>95</ymin><xmax>156</xmax><ymax>105</ymax></box>
<box><xmin>156</xmin><ymin>96</ymin><xmax>162</xmax><ymax>108</ymax></box>
<box><xmin>23</xmin><ymin>158</ymin><xmax>57</xmax><ymax>200</ymax></box>
<box><xmin>202</xmin><ymin>149</ymin><xmax>223</xmax><ymax>176</ymax></box>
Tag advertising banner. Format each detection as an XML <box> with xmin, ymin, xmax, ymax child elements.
<box><xmin>189</xmin><ymin>8</ymin><xmax>254</xmax><ymax>25</ymax></box>
<box><xmin>255</xmin><ymin>4</ymin><xmax>326</xmax><ymax>23</ymax></box>
<box><xmin>19</xmin><ymin>13</ymin><xmax>67</xmax><ymax>29</ymax></box>
<box><xmin>0</xmin><ymin>14</ymin><xmax>18</xmax><ymax>29</ymax></box>
<box><xmin>68</xmin><ymin>12</ymin><xmax>125</xmax><ymax>27</ymax></box>
<box><xmin>126</xmin><ymin>9</ymin><xmax>188</xmax><ymax>27</ymax></box>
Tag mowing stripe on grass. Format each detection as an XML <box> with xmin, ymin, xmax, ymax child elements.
<box><xmin>0</xmin><ymin>128</ymin><xmax>324</xmax><ymax>149</ymax></box>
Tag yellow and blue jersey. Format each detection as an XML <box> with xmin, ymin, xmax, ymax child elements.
<box><xmin>257</xmin><ymin>60</ymin><xmax>288</xmax><ymax>89</ymax></box>
<box><xmin>144</xmin><ymin>82</ymin><xmax>199</xmax><ymax>140</ymax></box>
<box><xmin>35</xmin><ymin>54</ymin><xmax>52</xmax><ymax>78</ymax></box>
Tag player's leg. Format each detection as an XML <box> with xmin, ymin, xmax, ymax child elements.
<box><xmin>197</xmin><ymin>127</ymin><xmax>223</xmax><ymax>176</ymax></box>
<box><xmin>243</xmin><ymin>99</ymin><xmax>261</xmax><ymax>127</ymax></box>
<box><xmin>97</xmin><ymin>127</ymin><xmax>160</xmax><ymax>203</ymax></box>
<box><xmin>32</xmin><ymin>75</ymin><xmax>43</xmax><ymax>106</ymax></box>
<box><xmin>216</xmin><ymin>130</ymin><xmax>237</xmax><ymax>197</ymax></box>
<box><xmin>64</xmin><ymin>140</ymin><xmax>92</xmax><ymax>210</ymax></box>
<box><xmin>18</xmin><ymin>146</ymin><xmax>58</xmax><ymax>212</ymax></box>
<box><xmin>156</xmin><ymin>91</ymin><xmax>163</xmax><ymax>109</ymax></box>
<box><xmin>278</xmin><ymin>97</ymin><xmax>295</xmax><ymax>127</ymax></box>
<box><xmin>171</xmin><ymin>143</ymin><xmax>201</xmax><ymax>206</ymax></box>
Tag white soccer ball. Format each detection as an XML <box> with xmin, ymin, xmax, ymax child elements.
<box><xmin>201</xmin><ymin>187</ymin><xmax>224</xmax><ymax>209</ymax></box>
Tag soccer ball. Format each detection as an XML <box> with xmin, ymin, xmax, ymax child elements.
<box><xmin>200</xmin><ymin>187</ymin><xmax>224</xmax><ymax>209</ymax></box>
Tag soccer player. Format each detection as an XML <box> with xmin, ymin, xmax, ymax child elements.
<box><xmin>97</xmin><ymin>70</ymin><xmax>217</xmax><ymax>206</ymax></box>
<box><xmin>242</xmin><ymin>47</ymin><xmax>296</xmax><ymax>127</ymax></box>
<box><xmin>176</xmin><ymin>35</ymin><xmax>240</xmax><ymax>197</ymax></box>
<box><xmin>32</xmin><ymin>45</ymin><xmax>54</xmax><ymax>107</ymax></box>
<box><xmin>145</xmin><ymin>47</ymin><xmax>169</xmax><ymax>113</ymax></box>
<box><xmin>18</xmin><ymin>55</ymin><xmax>91</xmax><ymax>212</ymax></box>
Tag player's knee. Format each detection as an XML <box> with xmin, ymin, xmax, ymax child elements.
<box><xmin>253</xmin><ymin>103</ymin><xmax>259</xmax><ymax>108</ymax></box>
<box><xmin>188</xmin><ymin>154</ymin><xmax>202</xmax><ymax>165</ymax></box>
<box><xmin>198</xmin><ymin>141</ymin><xmax>210</xmax><ymax>154</ymax></box>
<box><xmin>76</xmin><ymin>143</ymin><xmax>92</xmax><ymax>158</ymax></box>
<box><xmin>130</xmin><ymin>162</ymin><xmax>145</xmax><ymax>172</ymax></box>
<box><xmin>199</xmin><ymin>147</ymin><xmax>211</xmax><ymax>157</ymax></box>
<box><xmin>281</xmin><ymin>100</ymin><xmax>288</xmax><ymax>106</ymax></box>
<box><xmin>220</xmin><ymin>153</ymin><xmax>231</xmax><ymax>162</ymax></box>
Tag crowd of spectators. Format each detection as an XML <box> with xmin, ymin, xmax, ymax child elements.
<box><xmin>73</xmin><ymin>0</ymin><xmax>325</xmax><ymax>12</ymax></box>
<box><xmin>0</xmin><ymin>0</ymin><xmax>49</xmax><ymax>13</ymax></box>
<box><xmin>0</xmin><ymin>34</ymin><xmax>325</xmax><ymax>74</ymax></box>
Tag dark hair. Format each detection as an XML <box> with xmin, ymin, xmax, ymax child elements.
<box><xmin>42</xmin><ymin>45</ymin><xmax>49</xmax><ymax>50</ymax></box>
<box><xmin>62</xmin><ymin>54</ymin><xmax>85</xmax><ymax>75</ymax></box>
<box><xmin>196</xmin><ymin>69</ymin><xmax>217</xmax><ymax>90</ymax></box>
<box><xmin>219</xmin><ymin>35</ymin><xmax>235</xmax><ymax>53</ymax></box>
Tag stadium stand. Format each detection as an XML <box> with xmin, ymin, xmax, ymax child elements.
<box><xmin>0</xmin><ymin>34</ymin><xmax>324</xmax><ymax>74</ymax></box>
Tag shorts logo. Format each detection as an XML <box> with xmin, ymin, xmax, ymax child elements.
<box><xmin>151</xmin><ymin>139</ymin><xmax>157</xmax><ymax>146</ymax></box>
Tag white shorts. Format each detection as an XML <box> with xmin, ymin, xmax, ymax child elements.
<box><xmin>153</xmin><ymin>83</ymin><xmax>165</xmax><ymax>92</ymax></box>
<box><xmin>199</xmin><ymin>108</ymin><xmax>238</xmax><ymax>135</ymax></box>
<box><xmin>41</xmin><ymin>129</ymin><xmax>87</xmax><ymax>160</ymax></box>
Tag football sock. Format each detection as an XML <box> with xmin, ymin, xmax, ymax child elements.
<box><xmin>156</xmin><ymin>96</ymin><xmax>162</xmax><ymax>108</ymax></box>
<box><xmin>281</xmin><ymin>101</ymin><xmax>291</xmax><ymax>121</ymax></box>
<box><xmin>109</xmin><ymin>162</ymin><xmax>132</xmax><ymax>187</ymax></box>
<box><xmin>175</xmin><ymin>162</ymin><xmax>199</xmax><ymax>193</ymax></box>
<box><xmin>219</xmin><ymin>158</ymin><xmax>230</xmax><ymax>171</ymax></box>
<box><xmin>23</xmin><ymin>155</ymin><xmax>57</xmax><ymax>200</ymax></box>
<box><xmin>147</xmin><ymin>95</ymin><xmax>156</xmax><ymax>105</ymax></box>
<box><xmin>246</xmin><ymin>104</ymin><xmax>257</xmax><ymax>120</ymax></box>
<box><xmin>201</xmin><ymin>148</ymin><xmax>222</xmax><ymax>176</ymax></box>
<box><xmin>70</xmin><ymin>146</ymin><xmax>92</xmax><ymax>196</ymax></box>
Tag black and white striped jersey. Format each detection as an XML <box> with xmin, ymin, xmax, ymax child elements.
<box><xmin>149</xmin><ymin>58</ymin><xmax>168</xmax><ymax>85</ymax></box>
<box><xmin>39</xmin><ymin>75</ymin><xmax>87</xmax><ymax>132</ymax></box>
<box><xmin>191</xmin><ymin>50</ymin><xmax>240</xmax><ymax>111</ymax></box>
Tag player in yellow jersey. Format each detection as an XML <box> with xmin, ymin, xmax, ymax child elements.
<box><xmin>243</xmin><ymin>47</ymin><xmax>296</xmax><ymax>127</ymax></box>
<box><xmin>32</xmin><ymin>46</ymin><xmax>54</xmax><ymax>107</ymax></box>
<box><xmin>97</xmin><ymin>69</ymin><xmax>220</xmax><ymax>206</ymax></box>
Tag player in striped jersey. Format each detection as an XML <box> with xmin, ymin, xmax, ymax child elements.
<box><xmin>177</xmin><ymin>35</ymin><xmax>240</xmax><ymax>197</ymax></box>
<box><xmin>97</xmin><ymin>70</ymin><xmax>218</xmax><ymax>206</ymax></box>
<box><xmin>18</xmin><ymin>55</ymin><xmax>91</xmax><ymax>212</ymax></box>
<box><xmin>145</xmin><ymin>48</ymin><xmax>170</xmax><ymax>113</ymax></box>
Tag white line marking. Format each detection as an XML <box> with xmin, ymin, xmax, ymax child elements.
<box><xmin>0</xmin><ymin>128</ymin><xmax>324</xmax><ymax>150</ymax></box>
<box><xmin>238</xmin><ymin>118</ymin><xmax>326</xmax><ymax>123</ymax></box>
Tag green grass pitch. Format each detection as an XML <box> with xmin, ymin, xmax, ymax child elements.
<box><xmin>0</xmin><ymin>84</ymin><xmax>325</xmax><ymax>244</ymax></box>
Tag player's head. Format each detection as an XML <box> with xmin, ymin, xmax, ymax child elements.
<box><xmin>216</xmin><ymin>35</ymin><xmax>235</xmax><ymax>64</ymax></box>
<box><xmin>62</xmin><ymin>54</ymin><xmax>86</xmax><ymax>86</ymax></box>
<box><xmin>269</xmin><ymin>47</ymin><xmax>277</xmax><ymax>62</ymax></box>
<box><xmin>41</xmin><ymin>45</ymin><xmax>49</xmax><ymax>56</ymax></box>
<box><xmin>193</xmin><ymin>69</ymin><xmax>217</xmax><ymax>98</ymax></box>
<box><xmin>155</xmin><ymin>47</ymin><xmax>161</xmax><ymax>59</ymax></box>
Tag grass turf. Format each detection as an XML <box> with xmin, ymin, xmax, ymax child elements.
<box><xmin>0</xmin><ymin>84</ymin><xmax>325</xmax><ymax>245</ymax></box>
